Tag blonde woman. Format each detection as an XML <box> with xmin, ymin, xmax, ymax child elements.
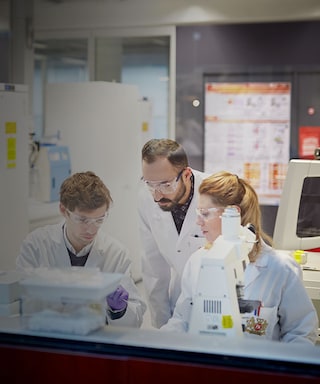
<box><xmin>161</xmin><ymin>171</ymin><xmax>318</xmax><ymax>345</ymax></box>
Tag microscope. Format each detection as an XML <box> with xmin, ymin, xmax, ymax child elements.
<box><xmin>189</xmin><ymin>206</ymin><xmax>258</xmax><ymax>337</ymax></box>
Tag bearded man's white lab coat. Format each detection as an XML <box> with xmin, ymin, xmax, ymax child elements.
<box><xmin>138</xmin><ymin>169</ymin><xmax>208</xmax><ymax>328</ymax></box>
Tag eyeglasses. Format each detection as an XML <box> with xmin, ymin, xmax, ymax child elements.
<box><xmin>196</xmin><ymin>207</ymin><xmax>222</xmax><ymax>221</ymax></box>
<box><xmin>66</xmin><ymin>209</ymin><xmax>107</xmax><ymax>227</ymax></box>
<box><xmin>143</xmin><ymin>169</ymin><xmax>184</xmax><ymax>194</ymax></box>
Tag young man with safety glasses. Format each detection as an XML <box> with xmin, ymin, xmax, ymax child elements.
<box><xmin>17</xmin><ymin>171</ymin><xmax>146</xmax><ymax>327</ymax></box>
<box><xmin>138</xmin><ymin>139</ymin><xmax>209</xmax><ymax>328</ymax></box>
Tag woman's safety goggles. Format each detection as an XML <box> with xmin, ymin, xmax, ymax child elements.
<box><xmin>196</xmin><ymin>207</ymin><xmax>223</xmax><ymax>221</ymax></box>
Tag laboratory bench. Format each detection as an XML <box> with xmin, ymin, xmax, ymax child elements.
<box><xmin>0</xmin><ymin>316</ymin><xmax>319</xmax><ymax>383</ymax></box>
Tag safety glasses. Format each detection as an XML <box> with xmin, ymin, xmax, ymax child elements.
<box><xmin>143</xmin><ymin>169</ymin><xmax>184</xmax><ymax>194</ymax></box>
<box><xmin>66</xmin><ymin>209</ymin><xmax>107</xmax><ymax>227</ymax></box>
<box><xmin>196</xmin><ymin>207</ymin><xmax>223</xmax><ymax>221</ymax></box>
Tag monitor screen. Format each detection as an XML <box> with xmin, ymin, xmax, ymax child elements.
<box><xmin>297</xmin><ymin>177</ymin><xmax>320</xmax><ymax>239</ymax></box>
<box><xmin>273</xmin><ymin>159</ymin><xmax>320</xmax><ymax>251</ymax></box>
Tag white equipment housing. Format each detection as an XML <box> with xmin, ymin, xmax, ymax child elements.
<box><xmin>0</xmin><ymin>84</ymin><xmax>29</xmax><ymax>270</ymax></box>
<box><xmin>34</xmin><ymin>145</ymin><xmax>71</xmax><ymax>202</ymax></box>
<box><xmin>189</xmin><ymin>206</ymin><xmax>256</xmax><ymax>337</ymax></box>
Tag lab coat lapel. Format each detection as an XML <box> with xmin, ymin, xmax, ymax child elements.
<box><xmin>245</xmin><ymin>252</ymin><xmax>268</xmax><ymax>287</ymax></box>
<box><xmin>84</xmin><ymin>241</ymin><xmax>104</xmax><ymax>268</ymax></box>
<box><xmin>153</xmin><ymin>208</ymin><xmax>179</xmax><ymax>241</ymax></box>
<box><xmin>53</xmin><ymin>224</ymin><xmax>73</xmax><ymax>267</ymax></box>
<box><xmin>245</xmin><ymin>262</ymin><xmax>260</xmax><ymax>287</ymax></box>
<box><xmin>177</xmin><ymin>196</ymin><xmax>198</xmax><ymax>248</ymax></box>
<box><xmin>176</xmin><ymin>170</ymin><xmax>207</xmax><ymax>248</ymax></box>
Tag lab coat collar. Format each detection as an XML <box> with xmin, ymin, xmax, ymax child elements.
<box><xmin>177</xmin><ymin>170</ymin><xmax>204</xmax><ymax>242</ymax></box>
<box><xmin>245</xmin><ymin>240</ymin><xmax>270</xmax><ymax>287</ymax></box>
<box><xmin>84</xmin><ymin>233</ymin><xmax>110</xmax><ymax>267</ymax></box>
<box><xmin>62</xmin><ymin>223</ymin><xmax>94</xmax><ymax>257</ymax></box>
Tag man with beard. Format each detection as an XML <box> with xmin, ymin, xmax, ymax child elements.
<box><xmin>138</xmin><ymin>139</ymin><xmax>208</xmax><ymax>328</ymax></box>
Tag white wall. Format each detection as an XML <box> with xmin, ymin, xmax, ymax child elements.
<box><xmin>45</xmin><ymin>81</ymin><xmax>143</xmax><ymax>281</ymax></box>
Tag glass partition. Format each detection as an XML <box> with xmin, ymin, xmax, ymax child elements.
<box><xmin>33</xmin><ymin>38</ymin><xmax>89</xmax><ymax>140</ymax></box>
<box><xmin>95</xmin><ymin>36</ymin><xmax>169</xmax><ymax>139</ymax></box>
<box><xmin>33</xmin><ymin>36</ymin><xmax>170</xmax><ymax>141</ymax></box>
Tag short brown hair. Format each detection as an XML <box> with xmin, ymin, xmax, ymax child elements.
<box><xmin>60</xmin><ymin>171</ymin><xmax>112</xmax><ymax>212</ymax></box>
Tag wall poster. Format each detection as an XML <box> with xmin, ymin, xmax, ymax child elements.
<box><xmin>204</xmin><ymin>82</ymin><xmax>291</xmax><ymax>205</ymax></box>
<box><xmin>299</xmin><ymin>126</ymin><xmax>320</xmax><ymax>159</ymax></box>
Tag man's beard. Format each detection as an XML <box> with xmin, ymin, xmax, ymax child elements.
<box><xmin>155</xmin><ymin>183</ymin><xmax>187</xmax><ymax>212</ymax></box>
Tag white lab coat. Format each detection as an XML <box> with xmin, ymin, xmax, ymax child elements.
<box><xmin>138</xmin><ymin>169</ymin><xmax>209</xmax><ymax>328</ymax></box>
<box><xmin>161</xmin><ymin>241</ymin><xmax>319</xmax><ymax>345</ymax></box>
<box><xmin>16</xmin><ymin>222</ymin><xmax>147</xmax><ymax>328</ymax></box>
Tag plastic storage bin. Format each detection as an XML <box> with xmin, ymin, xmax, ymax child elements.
<box><xmin>20</xmin><ymin>267</ymin><xmax>123</xmax><ymax>335</ymax></box>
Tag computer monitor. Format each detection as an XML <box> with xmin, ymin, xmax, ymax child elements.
<box><xmin>273</xmin><ymin>159</ymin><xmax>320</xmax><ymax>251</ymax></box>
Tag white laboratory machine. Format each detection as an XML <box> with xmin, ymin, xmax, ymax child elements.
<box><xmin>0</xmin><ymin>83</ymin><xmax>29</xmax><ymax>270</ymax></box>
<box><xmin>0</xmin><ymin>270</ymin><xmax>23</xmax><ymax>316</ymax></box>
<box><xmin>273</xmin><ymin>158</ymin><xmax>320</xmax><ymax>338</ymax></box>
<box><xmin>34</xmin><ymin>145</ymin><xmax>71</xmax><ymax>202</ymax></box>
<box><xmin>189</xmin><ymin>206</ymin><xmax>257</xmax><ymax>337</ymax></box>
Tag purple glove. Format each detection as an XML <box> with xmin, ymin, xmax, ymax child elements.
<box><xmin>106</xmin><ymin>285</ymin><xmax>129</xmax><ymax>311</ymax></box>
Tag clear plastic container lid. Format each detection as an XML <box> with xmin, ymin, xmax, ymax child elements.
<box><xmin>20</xmin><ymin>267</ymin><xmax>123</xmax><ymax>302</ymax></box>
